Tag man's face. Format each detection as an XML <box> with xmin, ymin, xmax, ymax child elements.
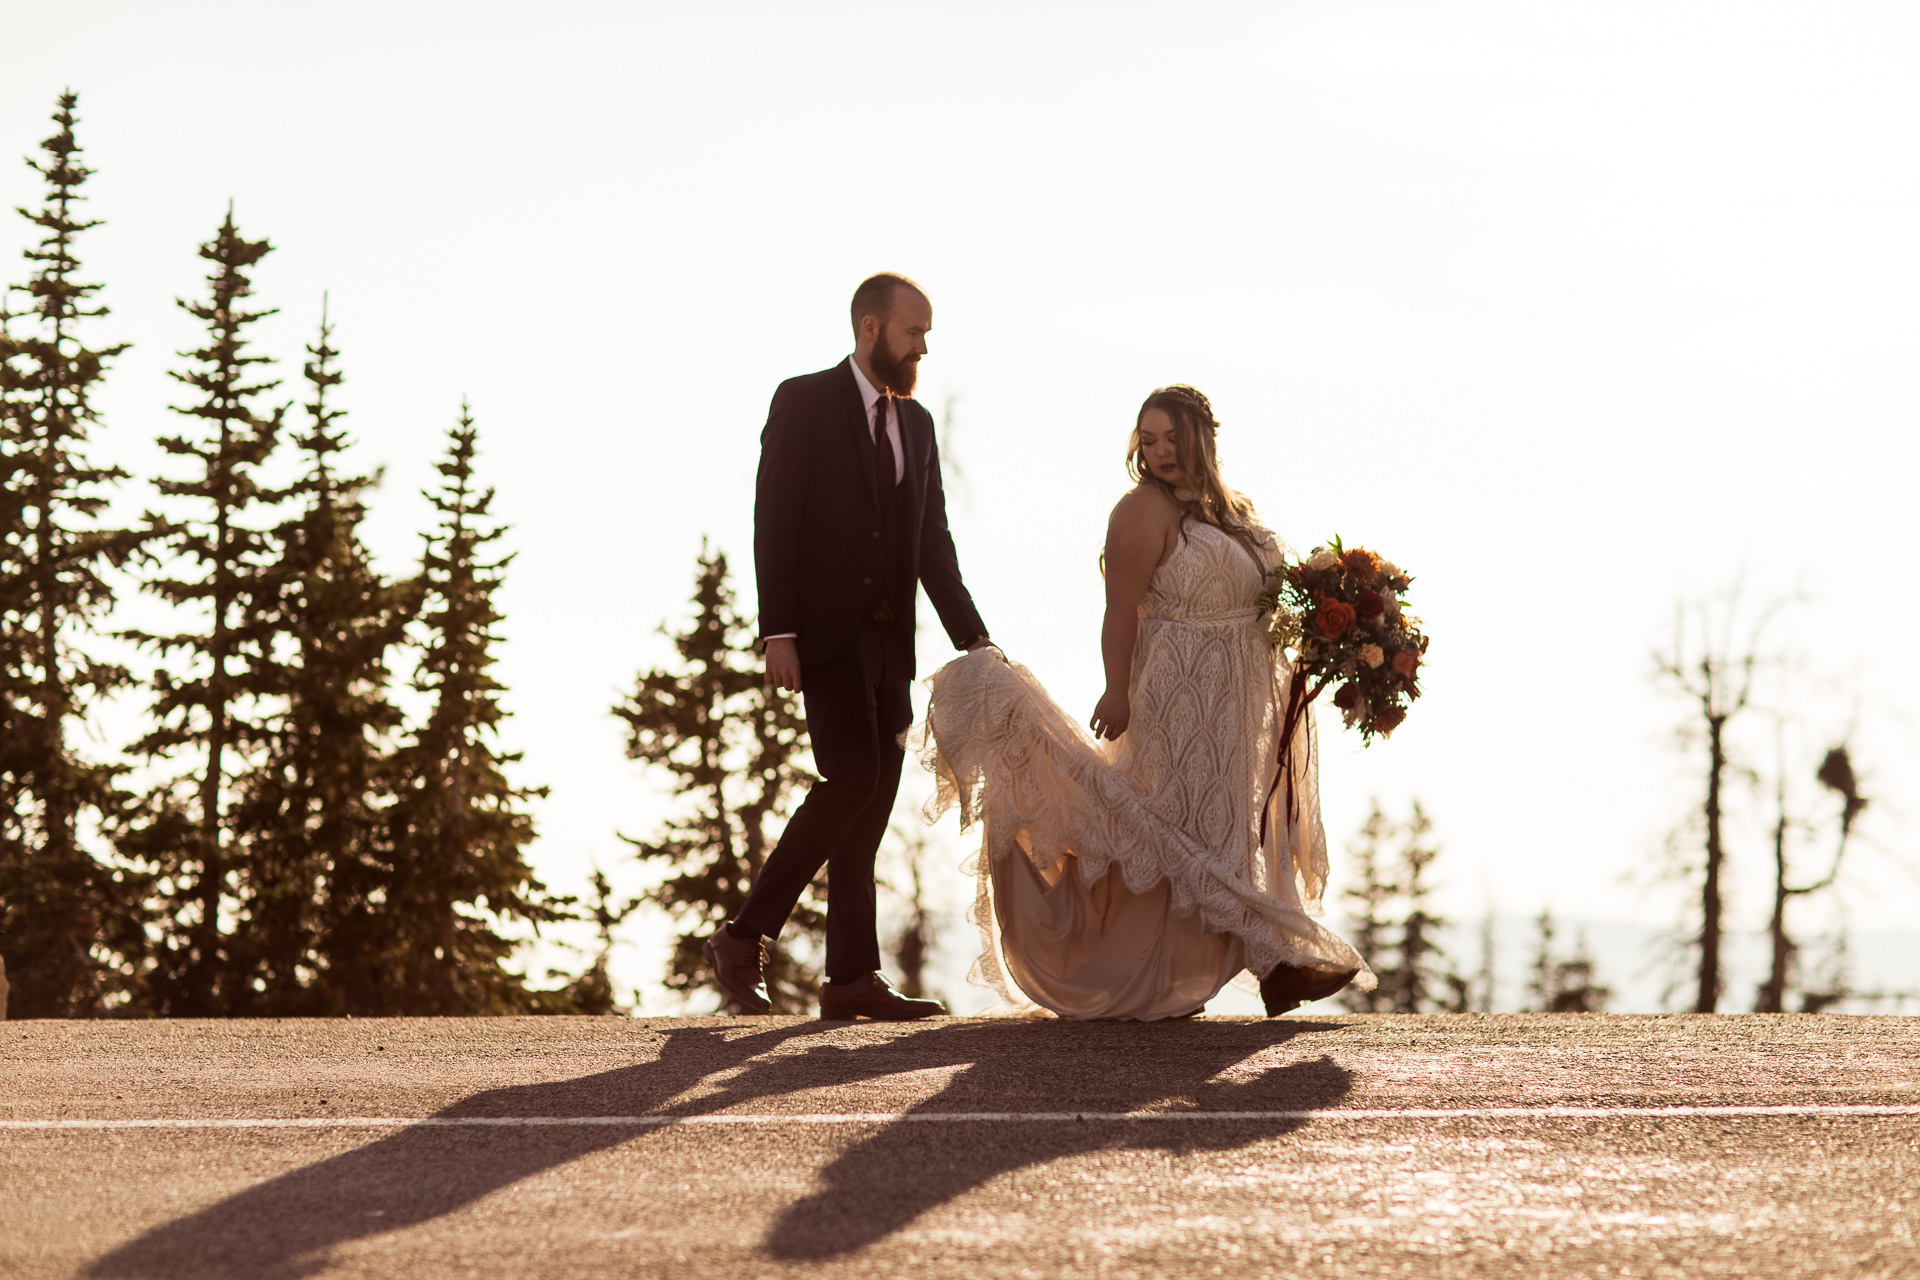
<box><xmin>867</xmin><ymin>289</ymin><xmax>933</xmax><ymax>395</ymax></box>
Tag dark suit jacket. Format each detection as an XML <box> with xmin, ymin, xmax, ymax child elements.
<box><xmin>754</xmin><ymin>358</ymin><xmax>986</xmax><ymax>674</ymax></box>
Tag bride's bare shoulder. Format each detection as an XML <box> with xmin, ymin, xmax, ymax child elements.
<box><xmin>1108</xmin><ymin>482</ymin><xmax>1181</xmax><ymax>532</ymax></box>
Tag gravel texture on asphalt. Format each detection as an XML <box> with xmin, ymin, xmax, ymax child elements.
<box><xmin>3</xmin><ymin>1014</ymin><xmax>1916</xmax><ymax>1278</ymax></box>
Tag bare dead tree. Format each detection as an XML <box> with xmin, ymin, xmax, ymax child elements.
<box><xmin>1654</xmin><ymin>590</ymin><xmax>1786</xmax><ymax>1013</ymax></box>
<box><xmin>1756</xmin><ymin>739</ymin><xmax>1866</xmax><ymax>1012</ymax></box>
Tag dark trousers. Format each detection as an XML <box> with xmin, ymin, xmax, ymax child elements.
<box><xmin>736</xmin><ymin>617</ymin><xmax>912</xmax><ymax>980</ymax></box>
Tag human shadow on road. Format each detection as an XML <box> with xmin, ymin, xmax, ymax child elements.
<box><xmin>87</xmin><ymin>1018</ymin><xmax>1348</xmax><ymax>1278</ymax></box>
<box><xmin>757</xmin><ymin>1019</ymin><xmax>1353</xmax><ymax>1260</ymax></box>
<box><xmin>85</xmin><ymin>1021</ymin><xmax>835</xmax><ymax>1280</ymax></box>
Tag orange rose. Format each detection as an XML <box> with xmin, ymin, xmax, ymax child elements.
<box><xmin>1314</xmin><ymin>599</ymin><xmax>1357</xmax><ymax>639</ymax></box>
<box><xmin>1391</xmin><ymin>650</ymin><xmax>1419</xmax><ymax>679</ymax></box>
<box><xmin>1341</xmin><ymin>548</ymin><xmax>1381</xmax><ymax>580</ymax></box>
<box><xmin>1371</xmin><ymin>707</ymin><xmax>1406</xmax><ymax>735</ymax></box>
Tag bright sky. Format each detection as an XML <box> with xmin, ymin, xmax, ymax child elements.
<box><xmin>8</xmin><ymin>1</ymin><xmax>1919</xmax><ymax>1011</ymax></box>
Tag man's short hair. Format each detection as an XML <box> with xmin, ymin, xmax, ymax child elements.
<box><xmin>850</xmin><ymin>272</ymin><xmax>928</xmax><ymax>331</ymax></box>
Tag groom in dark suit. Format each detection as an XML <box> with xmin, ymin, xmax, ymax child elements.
<box><xmin>707</xmin><ymin>273</ymin><xmax>991</xmax><ymax>1019</ymax></box>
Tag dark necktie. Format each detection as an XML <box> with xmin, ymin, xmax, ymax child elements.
<box><xmin>873</xmin><ymin>395</ymin><xmax>895</xmax><ymax>493</ymax></box>
<box><xmin>869</xmin><ymin>394</ymin><xmax>896</xmax><ymax>622</ymax></box>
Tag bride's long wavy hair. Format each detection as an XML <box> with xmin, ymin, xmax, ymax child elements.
<box><xmin>1127</xmin><ymin>385</ymin><xmax>1263</xmax><ymax>555</ymax></box>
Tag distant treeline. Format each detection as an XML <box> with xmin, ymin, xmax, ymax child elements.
<box><xmin>1334</xmin><ymin>799</ymin><xmax>1611</xmax><ymax>1015</ymax></box>
<box><xmin>0</xmin><ymin>93</ymin><xmax>603</xmax><ymax>1018</ymax></box>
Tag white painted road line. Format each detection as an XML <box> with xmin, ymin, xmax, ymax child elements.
<box><xmin>3</xmin><ymin>1104</ymin><xmax>1918</xmax><ymax>1130</ymax></box>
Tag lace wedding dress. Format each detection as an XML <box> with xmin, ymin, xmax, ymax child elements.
<box><xmin>914</xmin><ymin>519</ymin><xmax>1376</xmax><ymax>1019</ymax></box>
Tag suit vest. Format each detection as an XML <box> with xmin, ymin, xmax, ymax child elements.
<box><xmin>869</xmin><ymin>463</ymin><xmax>915</xmax><ymax>624</ymax></box>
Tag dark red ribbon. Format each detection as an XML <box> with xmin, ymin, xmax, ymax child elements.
<box><xmin>1258</xmin><ymin>668</ymin><xmax>1328</xmax><ymax>848</ymax></box>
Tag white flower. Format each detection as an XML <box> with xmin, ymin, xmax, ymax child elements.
<box><xmin>1306</xmin><ymin>547</ymin><xmax>1338</xmax><ymax>571</ymax></box>
<box><xmin>1359</xmin><ymin>643</ymin><xmax>1384</xmax><ymax>669</ymax></box>
<box><xmin>1380</xmin><ymin>559</ymin><xmax>1402</xmax><ymax>580</ymax></box>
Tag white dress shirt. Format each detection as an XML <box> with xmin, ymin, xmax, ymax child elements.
<box><xmin>849</xmin><ymin>354</ymin><xmax>905</xmax><ymax>486</ymax></box>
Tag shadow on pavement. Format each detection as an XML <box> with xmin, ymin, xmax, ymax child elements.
<box><xmin>87</xmin><ymin>1018</ymin><xmax>1349</xmax><ymax>1278</ymax></box>
<box><xmin>759</xmin><ymin>1020</ymin><xmax>1352</xmax><ymax>1260</ymax></box>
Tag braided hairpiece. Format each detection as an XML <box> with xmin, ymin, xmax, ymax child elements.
<box><xmin>1163</xmin><ymin>384</ymin><xmax>1218</xmax><ymax>431</ymax></box>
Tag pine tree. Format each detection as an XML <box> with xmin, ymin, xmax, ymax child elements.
<box><xmin>1341</xmin><ymin>799</ymin><xmax>1464</xmax><ymax>1014</ymax></box>
<box><xmin>616</xmin><ymin>544</ymin><xmax>820</xmax><ymax>1013</ymax></box>
<box><xmin>0</xmin><ymin>92</ymin><xmax>150</xmax><ymax>1016</ymax></box>
<box><xmin>343</xmin><ymin>406</ymin><xmax>563</xmax><ymax>1015</ymax></box>
<box><xmin>1396</xmin><ymin>805</ymin><xmax>1468</xmax><ymax>1013</ymax></box>
<box><xmin>548</xmin><ymin>866</ymin><xmax>642</xmax><ymax>1016</ymax></box>
<box><xmin>1339</xmin><ymin>802</ymin><xmax>1397</xmax><ymax>1013</ymax></box>
<box><xmin>1388</xmin><ymin>802</ymin><xmax>1457</xmax><ymax>1013</ymax></box>
<box><xmin>1526</xmin><ymin>908</ymin><xmax>1610</xmax><ymax>1013</ymax></box>
<box><xmin>120</xmin><ymin>207</ymin><xmax>288</xmax><ymax>1016</ymax></box>
<box><xmin>1474</xmin><ymin>908</ymin><xmax>1497</xmax><ymax>1013</ymax></box>
<box><xmin>1527</xmin><ymin>910</ymin><xmax>1555</xmax><ymax>1011</ymax></box>
<box><xmin>223</xmin><ymin>305</ymin><xmax>417</xmax><ymax>1013</ymax></box>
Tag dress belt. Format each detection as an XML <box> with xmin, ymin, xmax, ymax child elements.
<box><xmin>1139</xmin><ymin>610</ymin><xmax>1262</xmax><ymax>625</ymax></box>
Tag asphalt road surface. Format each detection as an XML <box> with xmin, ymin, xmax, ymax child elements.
<box><xmin>4</xmin><ymin>1013</ymin><xmax>1917</xmax><ymax>1278</ymax></box>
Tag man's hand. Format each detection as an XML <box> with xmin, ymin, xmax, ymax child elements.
<box><xmin>764</xmin><ymin>637</ymin><xmax>802</xmax><ymax>692</ymax></box>
<box><xmin>965</xmin><ymin>635</ymin><xmax>995</xmax><ymax>653</ymax></box>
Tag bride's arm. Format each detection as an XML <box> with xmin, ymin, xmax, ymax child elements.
<box><xmin>1090</xmin><ymin>489</ymin><xmax>1175</xmax><ymax>740</ymax></box>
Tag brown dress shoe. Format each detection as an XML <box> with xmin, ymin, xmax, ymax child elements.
<box><xmin>705</xmin><ymin>927</ymin><xmax>772</xmax><ymax>1015</ymax></box>
<box><xmin>819</xmin><ymin>972</ymin><xmax>944</xmax><ymax>1021</ymax></box>
<box><xmin>1260</xmin><ymin>962</ymin><xmax>1359</xmax><ymax>1016</ymax></box>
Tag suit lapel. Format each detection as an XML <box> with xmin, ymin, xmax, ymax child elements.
<box><xmin>896</xmin><ymin>397</ymin><xmax>923</xmax><ymax>514</ymax></box>
<box><xmin>839</xmin><ymin>359</ymin><xmax>881</xmax><ymax>513</ymax></box>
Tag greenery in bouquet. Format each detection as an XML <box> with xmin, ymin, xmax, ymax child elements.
<box><xmin>1258</xmin><ymin>535</ymin><xmax>1428</xmax><ymax>744</ymax></box>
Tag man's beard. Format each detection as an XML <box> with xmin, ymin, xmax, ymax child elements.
<box><xmin>869</xmin><ymin>332</ymin><xmax>919</xmax><ymax>395</ymax></box>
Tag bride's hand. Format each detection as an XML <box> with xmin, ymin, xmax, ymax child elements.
<box><xmin>1090</xmin><ymin>689</ymin><xmax>1129</xmax><ymax>741</ymax></box>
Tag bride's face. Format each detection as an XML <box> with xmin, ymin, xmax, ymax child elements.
<box><xmin>1137</xmin><ymin>408</ymin><xmax>1185</xmax><ymax>487</ymax></box>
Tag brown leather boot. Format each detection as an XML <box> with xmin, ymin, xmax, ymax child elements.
<box><xmin>1260</xmin><ymin>962</ymin><xmax>1358</xmax><ymax>1016</ymax></box>
<box><xmin>705</xmin><ymin>926</ymin><xmax>772</xmax><ymax>1015</ymax></box>
<box><xmin>818</xmin><ymin>972</ymin><xmax>944</xmax><ymax>1021</ymax></box>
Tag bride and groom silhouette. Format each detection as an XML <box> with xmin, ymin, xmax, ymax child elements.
<box><xmin>705</xmin><ymin>273</ymin><xmax>1373</xmax><ymax>1022</ymax></box>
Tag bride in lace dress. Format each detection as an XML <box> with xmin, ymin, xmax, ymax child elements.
<box><xmin>913</xmin><ymin>385</ymin><xmax>1375</xmax><ymax>1020</ymax></box>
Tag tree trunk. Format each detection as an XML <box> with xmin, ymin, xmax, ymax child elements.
<box><xmin>1758</xmin><ymin>788</ymin><xmax>1791</xmax><ymax>1014</ymax></box>
<box><xmin>34</xmin><ymin>388</ymin><xmax>89</xmax><ymax>1015</ymax></box>
<box><xmin>1696</xmin><ymin>711</ymin><xmax>1726</xmax><ymax>1013</ymax></box>
<box><xmin>34</xmin><ymin>398</ymin><xmax>72</xmax><ymax>862</ymax></box>
<box><xmin>192</xmin><ymin>441</ymin><xmax>235</xmax><ymax>1015</ymax></box>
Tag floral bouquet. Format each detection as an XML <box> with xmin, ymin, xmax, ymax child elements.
<box><xmin>1257</xmin><ymin>536</ymin><xmax>1427</xmax><ymax>745</ymax></box>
